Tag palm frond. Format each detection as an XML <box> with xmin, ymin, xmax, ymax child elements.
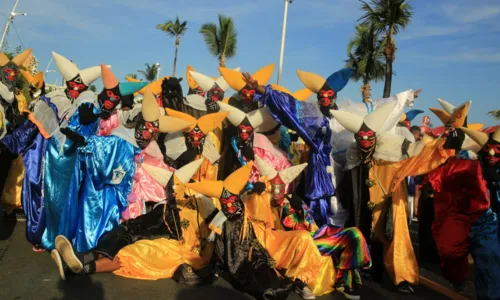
<box><xmin>200</xmin><ymin>23</ymin><xmax>220</xmax><ymax>56</ymax></box>
<box><xmin>488</xmin><ymin>110</ymin><xmax>500</xmax><ymax>120</ymax></box>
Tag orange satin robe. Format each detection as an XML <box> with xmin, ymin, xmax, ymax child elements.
<box><xmin>368</xmin><ymin>139</ymin><xmax>453</xmax><ymax>286</ymax></box>
<box><xmin>1</xmin><ymin>155</ymin><xmax>24</xmax><ymax>211</ymax></box>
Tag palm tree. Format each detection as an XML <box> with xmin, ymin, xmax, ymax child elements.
<box><xmin>156</xmin><ymin>17</ymin><xmax>188</xmax><ymax>77</ymax></box>
<box><xmin>359</xmin><ymin>0</ymin><xmax>413</xmax><ymax>98</ymax></box>
<box><xmin>199</xmin><ymin>14</ymin><xmax>237</xmax><ymax>67</ymax></box>
<box><xmin>137</xmin><ymin>63</ymin><xmax>159</xmax><ymax>83</ymax></box>
<box><xmin>346</xmin><ymin>24</ymin><xmax>386</xmax><ymax>103</ymax></box>
<box><xmin>489</xmin><ymin>110</ymin><xmax>500</xmax><ymax>120</ymax></box>
<box><xmin>126</xmin><ymin>73</ymin><xmax>138</xmax><ymax>80</ymax></box>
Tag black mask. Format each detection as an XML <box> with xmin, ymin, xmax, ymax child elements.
<box><xmin>65</xmin><ymin>74</ymin><xmax>88</xmax><ymax>100</ymax></box>
<box><xmin>478</xmin><ymin>136</ymin><xmax>500</xmax><ymax>168</ymax></box>
<box><xmin>355</xmin><ymin>123</ymin><xmax>377</xmax><ymax>164</ymax></box>
<box><xmin>188</xmin><ymin>86</ymin><xmax>206</xmax><ymax>97</ymax></box>
<box><xmin>219</xmin><ymin>188</ymin><xmax>244</xmax><ymax>220</ymax></box>
<box><xmin>185</xmin><ymin>125</ymin><xmax>206</xmax><ymax>154</ymax></box>
<box><xmin>237</xmin><ymin>117</ymin><xmax>255</xmax><ymax>160</ymax></box>
<box><xmin>98</xmin><ymin>85</ymin><xmax>122</xmax><ymax>113</ymax></box>
<box><xmin>1</xmin><ymin>62</ymin><xmax>19</xmax><ymax>91</ymax></box>
<box><xmin>317</xmin><ymin>82</ymin><xmax>336</xmax><ymax>117</ymax></box>
<box><xmin>135</xmin><ymin>113</ymin><xmax>159</xmax><ymax>149</ymax></box>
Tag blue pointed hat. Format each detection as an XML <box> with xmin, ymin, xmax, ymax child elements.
<box><xmin>325</xmin><ymin>68</ymin><xmax>354</xmax><ymax>93</ymax></box>
<box><xmin>405</xmin><ymin>109</ymin><xmax>425</xmax><ymax>121</ymax></box>
<box><xmin>119</xmin><ymin>81</ymin><xmax>148</xmax><ymax>96</ymax></box>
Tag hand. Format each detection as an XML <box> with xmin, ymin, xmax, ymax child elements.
<box><xmin>242</xmin><ymin>72</ymin><xmax>265</xmax><ymax>95</ymax></box>
<box><xmin>252</xmin><ymin>182</ymin><xmax>266</xmax><ymax>195</ymax></box>
<box><xmin>414</xmin><ymin>89</ymin><xmax>422</xmax><ymax>99</ymax></box>
<box><xmin>78</xmin><ymin>103</ymin><xmax>100</xmax><ymax>125</ymax></box>
<box><xmin>60</xmin><ymin>127</ymin><xmax>86</xmax><ymax>146</ymax></box>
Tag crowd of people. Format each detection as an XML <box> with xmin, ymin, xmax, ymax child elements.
<box><xmin>0</xmin><ymin>48</ymin><xmax>499</xmax><ymax>300</ymax></box>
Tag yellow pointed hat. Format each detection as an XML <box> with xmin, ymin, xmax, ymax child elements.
<box><xmin>269</xmin><ymin>84</ymin><xmax>312</xmax><ymax>101</ymax></box>
<box><xmin>186</xmin><ymin>65</ymin><xmax>199</xmax><ymax>89</ymax></box>
<box><xmin>19</xmin><ymin>70</ymin><xmax>44</xmax><ymax>90</ymax></box>
<box><xmin>430</xmin><ymin>101</ymin><xmax>471</xmax><ymax>128</ymax></box>
<box><xmin>166</xmin><ymin>108</ymin><xmax>229</xmax><ymax>134</ymax></box>
<box><xmin>0</xmin><ymin>52</ymin><xmax>9</xmax><ymax>66</ymax></box>
<box><xmin>186</xmin><ymin>162</ymin><xmax>253</xmax><ymax>198</ymax></box>
<box><xmin>148</xmin><ymin>76</ymin><xmax>170</xmax><ymax>96</ymax></box>
<box><xmin>11</xmin><ymin>48</ymin><xmax>32</xmax><ymax>66</ymax></box>
<box><xmin>296</xmin><ymin>70</ymin><xmax>326</xmax><ymax>94</ymax></box>
<box><xmin>218</xmin><ymin>63</ymin><xmax>275</xmax><ymax>92</ymax></box>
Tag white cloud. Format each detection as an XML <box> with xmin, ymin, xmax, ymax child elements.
<box><xmin>442</xmin><ymin>3</ymin><xmax>500</xmax><ymax>23</ymax></box>
<box><xmin>437</xmin><ymin>48</ymin><xmax>500</xmax><ymax>63</ymax></box>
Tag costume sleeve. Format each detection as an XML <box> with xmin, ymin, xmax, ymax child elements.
<box><xmin>389</xmin><ymin>138</ymin><xmax>454</xmax><ymax>192</ymax></box>
<box><xmin>80</xmin><ymin>136</ymin><xmax>138</xmax><ymax>208</ymax></box>
<box><xmin>0</xmin><ymin>118</ymin><xmax>39</xmax><ymax>155</ymax></box>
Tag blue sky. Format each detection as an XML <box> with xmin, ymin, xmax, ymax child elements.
<box><xmin>1</xmin><ymin>0</ymin><xmax>499</xmax><ymax>126</ymax></box>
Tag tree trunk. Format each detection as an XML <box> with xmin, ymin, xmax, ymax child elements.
<box><xmin>219</xmin><ymin>54</ymin><xmax>226</xmax><ymax>67</ymax></box>
<box><xmin>173</xmin><ymin>36</ymin><xmax>180</xmax><ymax>77</ymax></box>
<box><xmin>361</xmin><ymin>79</ymin><xmax>371</xmax><ymax>103</ymax></box>
<box><xmin>383</xmin><ymin>26</ymin><xmax>395</xmax><ymax>98</ymax></box>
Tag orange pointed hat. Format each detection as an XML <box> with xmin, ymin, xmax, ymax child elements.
<box><xmin>0</xmin><ymin>48</ymin><xmax>32</xmax><ymax>67</ymax></box>
<box><xmin>218</xmin><ymin>64</ymin><xmax>275</xmax><ymax>92</ymax></box>
<box><xmin>165</xmin><ymin>108</ymin><xmax>229</xmax><ymax>134</ymax></box>
<box><xmin>429</xmin><ymin>101</ymin><xmax>471</xmax><ymax>128</ymax></box>
<box><xmin>20</xmin><ymin>70</ymin><xmax>44</xmax><ymax>90</ymax></box>
<box><xmin>269</xmin><ymin>84</ymin><xmax>313</xmax><ymax>101</ymax></box>
<box><xmin>186</xmin><ymin>65</ymin><xmax>199</xmax><ymax>90</ymax></box>
<box><xmin>186</xmin><ymin>162</ymin><xmax>253</xmax><ymax>198</ymax></box>
<box><xmin>101</xmin><ymin>64</ymin><xmax>147</xmax><ymax>96</ymax></box>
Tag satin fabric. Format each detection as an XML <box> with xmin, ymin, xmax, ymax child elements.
<box><xmin>114</xmin><ymin>201</ymin><xmax>211</xmax><ymax>280</ymax></box>
<box><xmin>0</xmin><ymin>119</ymin><xmax>48</xmax><ymax>244</ymax></box>
<box><xmin>74</xmin><ymin>135</ymin><xmax>138</xmax><ymax>252</ymax></box>
<box><xmin>122</xmin><ymin>143</ymin><xmax>172</xmax><ymax>221</ymax></box>
<box><xmin>41</xmin><ymin>107</ymin><xmax>101</xmax><ymax>250</ymax></box>
<box><xmin>0</xmin><ymin>155</ymin><xmax>24</xmax><ymax>210</ymax></box>
<box><xmin>368</xmin><ymin>139</ymin><xmax>453</xmax><ymax>286</ymax></box>
<box><xmin>97</xmin><ymin>112</ymin><xmax>120</xmax><ymax>136</ymax></box>
<box><xmin>262</xmin><ymin>86</ymin><xmax>334</xmax><ymax>225</ymax></box>
<box><xmin>426</xmin><ymin>158</ymin><xmax>491</xmax><ymax>285</ymax></box>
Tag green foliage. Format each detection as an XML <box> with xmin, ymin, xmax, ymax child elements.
<box><xmin>359</xmin><ymin>0</ymin><xmax>413</xmax><ymax>35</ymax></box>
<box><xmin>346</xmin><ymin>24</ymin><xmax>386</xmax><ymax>83</ymax></box>
<box><xmin>126</xmin><ymin>73</ymin><xmax>138</xmax><ymax>80</ymax></box>
<box><xmin>156</xmin><ymin>17</ymin><xmax>188</xmax><ymax>39</ymax></box>
<box><xmin>199</xmin><ymin>15</ymin><xmax>237</xmax><ymax>66</ymax></box>
<box><xmin>137</xmin><ymin>63</ymin><xmax>160</xmax><ymax>82</ymax></box>
<box><xmin>488</xmin><ymin>110</ymin><xmax>500</xmax><ymax>120</ymax></box>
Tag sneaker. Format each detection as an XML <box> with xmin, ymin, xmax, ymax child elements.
<box><xmin>55</xmin><ymin>235</ymin><xmax>83</xmax><ymax>273</ymax></box>
<box><xmin>294</xmin><ymin>285</ymin><xmax>316</xmax><ymax>299</ymax></box>
<box><xmin>397</xmin><ymin>281</ymin><xmax>415</xmax><ymax>294</ymax></box>
<box><xmin>50</xmin><ymin>250</ymin><xmax>75</xmax><ymax>281</ymax></box>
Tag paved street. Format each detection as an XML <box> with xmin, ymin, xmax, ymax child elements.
<box><xmin>0</xmin><ymin>216</ymin><xmax>473</xmax><ymax>300</ymax></box>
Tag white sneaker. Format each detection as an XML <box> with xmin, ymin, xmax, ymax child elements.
<box><xmin>295</xmin><ymin>285</ymin><xmax>316</xmax><ymax>299</ymax></box>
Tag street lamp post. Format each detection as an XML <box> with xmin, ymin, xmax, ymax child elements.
<box><xmin>277</xmin><ymin>0</ymin><xmax>292</xmax><ymax>86</ymax></box>
<box><xmin>0</xmin><ymin>0</ymin><xmax>27</xmax><ymax>51</ymax></box>
<box><xmin>155</xmin><ymin>62</ymin><xmax>161</xmax><ymax>80</ymax></box>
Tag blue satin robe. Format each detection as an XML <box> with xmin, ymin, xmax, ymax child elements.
<box><xmin>260</xmin><ymin>86</ymin><xmax>334</xmax><ymax>225</ymax></box>
<box><xmin>74</xmin><ymin>135</ymin><xmax>138</xmax><ymax>251</ymax></box>
<box><xmin>41</xmin><ymin>107</ymin><xmax>100</xmax><ymax>250</ymax></box>
<box><xmin>1</xmin><ymin>119</ymin><xmax>47</xmax><ymax>245</ymax></box>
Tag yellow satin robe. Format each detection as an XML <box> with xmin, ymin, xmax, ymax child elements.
<box><xmin>1</xmin><ymin>156</ymin><xmax>24</xmax><ymax>212</ymax></box>
<box><xmin>368</xmin><ymin>139</ymin><xmax>453</xmax><ymax>286</ymax></box>
<box><xmin>114</xmin><ymin>199</ymin><xmax>212</xmax><ymax>280</ymax></box>
<box><xmin>245</xmin><ymin>179</ymin><xmax>336</xmax><ymax>296</ymax></box>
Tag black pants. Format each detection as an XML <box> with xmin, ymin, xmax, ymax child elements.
<box><xmin>93</xmin><ymin>204</ymin><xmax>181</xmax><ymax>259</ymax></box>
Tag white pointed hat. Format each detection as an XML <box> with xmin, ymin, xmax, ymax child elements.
<box><xmin>175</xmin><ymin>158</ymin><xmax>205</xmax><ymax>184</ymax></box>
<box><xmin>437</xmin><ymin>98</ymin><xmax>455</xmax><ymax>114</ymax></box>
<box><xmin>331</xmin><ymin>101</ymin><xmax>397</xmax><ymax>133</ymax></box>
<box><xmin>52</xmin><ymin>51</ymin><xmax>104</xmax><ymax>85</ymax></box>
<box><xmin>255</xmin><ymin>156</ymin><xmax>307</xmax><ymax>184</ymax></box>
<box><xmin>190</xmin><ymin>67</ymin><xmax>240</xmax><ymax>92</ymax></box>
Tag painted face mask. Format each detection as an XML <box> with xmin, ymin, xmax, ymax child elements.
<box><xmin>98</xmin><ymin>85</ymin><xmax>122</xmax><ymax>112</ymax></box>
<box><xmin>317</xmin><ymin>83</ymin><xmax>336</xmax><ymax>117</ymax></box>
<box><xmin>270</xmin><ymin>175</ymin><xmax>286</xmax><ymax>207</ymax></box>
<box><xmin>1</xmin><ymin>62</ymin><xmax>19</xmax><ymax>91</ymax></box>
<box><xmin>185</xmin><ymin>125</ymin><xmax>206</xmax><ymax>153</ymax></box>
<box><xmin>355</xmin><ymin>123</ymin><xmax>377</xmax><ymax>164</ymax></box>
<box><xmin>220</xmin><ymin>188</ymin><xmax>244</xmax><ymax>220</ymax></box>
<box><xmin>135</xmin><ymin>115</ymin><xmax>160</xmax><ymax>149</ymax></box>
<box><xmin>207</xmin><ymin>83</ymin><xmax>224</xmax><ymax>103</ymax></box>
<box><xmin>479</xmin><ymin>138</ymin><xmax>500</xmax><ymax>167</ymax></box>
<box><xmin>188</xmin><ymin>86</ymin><xmax>206</xmax><ymax>97</ymax></box>
<box><xmin>237</xmin><ymin>117</ymin><xmax>254</xmax><ymax>145</ymax></box>
<box><xmin>239</xmin><ymin>85</ymin><xmax>256</xmax><ymax>104</ymax></box>
<box><xmin>65</xmin><ymin>74</ymin><xmax>88</xmax><ymax>100</ymax></box>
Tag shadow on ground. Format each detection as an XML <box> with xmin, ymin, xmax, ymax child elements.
<box><xmin>53</xmin><ymin>276</ymin><xmax>105</xmax><ymax>300</ymax></box>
